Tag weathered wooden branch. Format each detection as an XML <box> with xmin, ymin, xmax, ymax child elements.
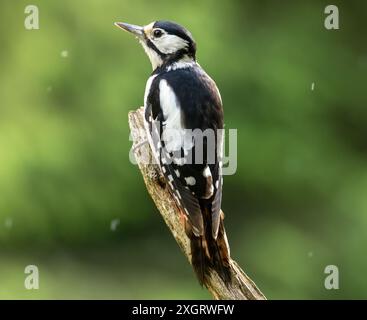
<box><xmin>128</xmin><ymin>107</ymin><xmax>266</xmax><ymax>300</ymax></box>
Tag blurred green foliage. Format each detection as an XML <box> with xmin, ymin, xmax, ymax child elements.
<box><xmin>0</xmin><ymin>0</ymin><xmax>366</xmax><ymax>299</ymax></box>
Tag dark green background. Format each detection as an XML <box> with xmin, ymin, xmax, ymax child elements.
<box><xmin>0</xmin><ymin>0</ymin><xmax>366</xmax><ymax>299</ymax></box>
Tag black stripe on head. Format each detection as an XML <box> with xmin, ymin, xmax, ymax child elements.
<box><xmin>144</xmin><ymin>33</ymin><xmax>167</xmax><ymax>59</ymax></box>
<box><xmin>153</xmin><ymin>21</ymin><xmax>196</xmax><ymax>57</ymax></box>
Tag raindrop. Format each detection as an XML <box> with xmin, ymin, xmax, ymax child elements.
<box><xmin>110</xmin><ymin>219</ymin><xmax>120</xmax><ymax>231</ymax></box>
<box><xmin>5</xmin><ymin>218</ymin><xmax>13</xmax><ymax>229</ymax></box>
<box><xmin>60</xmin><ymin>50</ymin><xmax>69</xmax><ymax>58</ymax></box>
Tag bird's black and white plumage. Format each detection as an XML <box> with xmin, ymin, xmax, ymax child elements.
<box><xmin>116</xmin><ymin>20</ymin><xmax>231</xmax><ymax>285</ymax></box>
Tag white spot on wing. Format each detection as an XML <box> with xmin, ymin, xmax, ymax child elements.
<box><xmin>185</xmin><ymin>176</ymin><xmax>196</xmax><ymax>186</ymax></box>
<box><xmin>174</xmin><ymin>169</ymin><xmax>180</xmax><ymax>177</ymax></box>
<box><xmin>203</xmin><ymin>166</ymin><xmax>211</xmax><ymax>178</ymax></box>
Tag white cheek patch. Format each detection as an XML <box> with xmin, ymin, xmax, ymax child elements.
<box><xmin>153</xmin><ymin>34</ymin><xmax>189</xmax><ymax>54</ymax></box>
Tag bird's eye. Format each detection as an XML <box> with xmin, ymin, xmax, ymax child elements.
<box><xmin>153</xmin><ymin>29</ymin><xmax>163</xmax><ymax>38</ymax></box>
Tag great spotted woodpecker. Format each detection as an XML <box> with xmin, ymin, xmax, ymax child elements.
<box><xmin>115</xmin><ymin>20</ymin><xmax>231</xmax><ymax>285</ymax></box>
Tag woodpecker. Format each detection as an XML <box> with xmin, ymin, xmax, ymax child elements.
<box><xmin>115</xmin><ymin>20</ymin><xmax>231</xmax><ymax>285</ymax></box>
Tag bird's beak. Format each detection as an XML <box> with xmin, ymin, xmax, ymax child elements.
<box><xmin>114</xmin><ymin>22</ymin><xmax>144</xmax><ymax>39</ymax></box>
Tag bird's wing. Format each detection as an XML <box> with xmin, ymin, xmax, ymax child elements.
<box><xmin>144</xmin><ymin>68</ymin><xmax>224</xmax><ymax>238</ymax></box>
<box><xmin>144</xmin><ymin>75</ymin><xmax>204</xmax><ymax>236</ymax></box>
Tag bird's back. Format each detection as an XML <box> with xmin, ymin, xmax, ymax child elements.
<box><xmin>145</xmin><ymin>64</ymin><xmax>223</xmax><ymax>208</ymax></box>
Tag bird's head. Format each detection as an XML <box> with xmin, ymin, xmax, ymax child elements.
<box><xmin>115</xmin><ymin>20</ymin><xmax>196</xmax><ymax>71</ymax></box>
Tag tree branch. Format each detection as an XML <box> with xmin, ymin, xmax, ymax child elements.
<box><xmin>128</xmin><ymin>107</ymin><xmax>266</xmax><ymax>300</ymax></box>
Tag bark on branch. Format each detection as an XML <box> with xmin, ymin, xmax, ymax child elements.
<box><xmin>128</xmin><ymin>107</ymin><xmax>266</xmax><ymax>300</ymax></box>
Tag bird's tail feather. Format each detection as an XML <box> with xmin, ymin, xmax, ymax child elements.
<box><xmin>208</xmin><ymin>214</ymin><xmax>232</xmax><ymax>284</ymax></box>
<box><xmin>205</xmin><ymin>208</ymin><xmax>231</xmax><ymax>285</ymax></box>
<box><xmin>189</xmin><ymin>235</ymin><xmax>211</xmax><ymax>286</ymax></box>
<box><xmin>186</xmin><ymin>208</ymin><xmax>231</xmax><ymax>286</ymax></box>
